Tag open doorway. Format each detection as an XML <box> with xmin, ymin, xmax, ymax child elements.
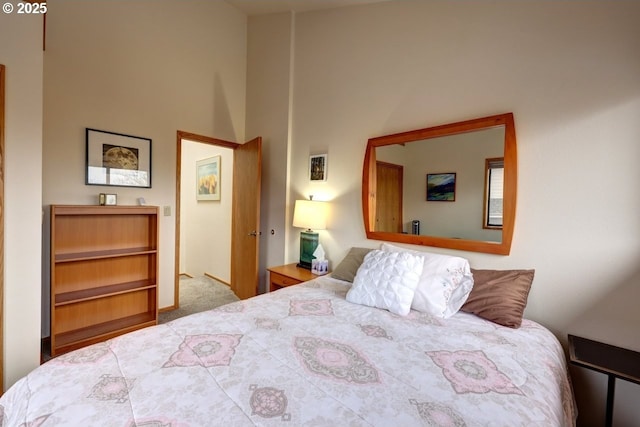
<box><xmin>174</xmin><ymin>132</ymin><xmax>238</xmax><ymax>310</ymax></box>
<box><xmin>173</xmin><ymin>131</ymin><xmax>262</xmax><ymax>313</ymax></box>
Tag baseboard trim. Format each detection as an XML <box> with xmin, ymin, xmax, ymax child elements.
<box><xmin>204</xmin><ymin>272</ymin><xmax>230</xmax><ymax>287</ymax></box>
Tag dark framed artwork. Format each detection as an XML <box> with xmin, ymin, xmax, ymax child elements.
<box><xmin>426</xmin><ymin>172</ymin><xmax>456</xmax><ymax>201</ymax></box>
<box><xmin>86</xmin><ymin>128</ymin><xmax>152</xmax><ymax>188</ymax></box>
<box><xmin>309</xmin><ymin>154</ymin><xmax>327</xmax><ymax>181</ymax></box>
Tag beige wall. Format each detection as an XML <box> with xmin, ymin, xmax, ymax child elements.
<box><xmin>42</xmin><ymin>0</ymin><xmax>247</xmax><ymax>316</ymax></box>
<box><xmin>0</xmin><ymin>12</ymin><xmax>44</xmax><ymax>388</ymax></box>
<box><xmin>282</xmin><ymin>2</ymin><xmax>640</xmax><ymax>425</ymax></box>
<box><xmin>180</xmin><ymin>140</ymin><xmax>233</xmax><ymax>280</ymax></box>
<box><xmin>3</xmin><ymin>1</ymin><xmax>640</xmax><ymax>424</ymax></box>
<box><xmin>245</xmin><ymin>12</ymin><xmax>295</xmax><ymax>292</ymax></box>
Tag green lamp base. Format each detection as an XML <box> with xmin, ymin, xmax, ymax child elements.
<box><xmin>297</xmin><ymin>230</ymin><xmax>319</xmax><ymax>270</ymax></box>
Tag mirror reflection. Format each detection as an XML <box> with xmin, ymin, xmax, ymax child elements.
<box><xmin>362</xmin><ymin>113</ymin><xmax>517</xmax><ymax>255</ymax></box>
<box><xmin>374</xmin><ymin>126</ymin><xmax>504</xmax><ymax>242</ymax></box>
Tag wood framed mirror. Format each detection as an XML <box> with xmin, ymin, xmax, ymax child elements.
<box><xmin>362</xmin><ymin>113</ymin><xmax>517</xmax><ymax>255</ymax></box>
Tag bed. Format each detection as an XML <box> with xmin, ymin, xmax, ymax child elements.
<box><xmin>0</xmin><ymin>248</ymin><xmax>576</xmax><ymax>426</ymax></box>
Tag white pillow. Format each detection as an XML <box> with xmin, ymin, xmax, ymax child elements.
<box><xmin>346</xmin><ymin>249</ymin><xmax>423</xmax><ymax>316</ymax></box>
<box><xmin>381</xmin><ymin>243</ymin><xmax>474</xmax><ymax>318</ymax></box>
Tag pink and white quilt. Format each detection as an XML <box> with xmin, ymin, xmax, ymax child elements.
<box><xmin>0</xmin><ymin>277</ymin><xmax>576</xmax><ymax>426</ymax></box>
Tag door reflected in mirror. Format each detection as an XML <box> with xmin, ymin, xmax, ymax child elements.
<box><xmin>362</xmin><ymin>113</ymin><xmax>517</xmax><ymax>255</ymax></box>
<box><xmin>375</xmin><ymin>126</ymin><xmax>504</xmax><ymax>242</ymax></box>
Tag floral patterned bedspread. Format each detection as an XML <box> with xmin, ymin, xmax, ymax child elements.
<box><xmin>0</xmin><ymin>277</ymin><xmax>576</xmax><ymax>426</ymax></box>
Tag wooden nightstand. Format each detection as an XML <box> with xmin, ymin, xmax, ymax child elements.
<box><xmin>267</xmin><ymin>263</ymin><xmax>321</xmax><ymax>292</ymax></box>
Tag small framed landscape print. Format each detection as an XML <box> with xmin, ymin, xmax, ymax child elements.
<box><xmin>309</xmin><ymin>154</ymin><xmax>327</xmax><ymax>181</ymax></box>
<box><xmin>426</xmin><ymin>172</ymin><xmax>456</xmax><ymax>201</ymax></box>
<box><xmin>196</xmin><ymin>155</ymin><xmax>221</xmax><ymax>201</ymax></box>
<box><xmin>86</xmin><ymin>128</ymin><xmax>152</xmax><ymax>188</ymax></box>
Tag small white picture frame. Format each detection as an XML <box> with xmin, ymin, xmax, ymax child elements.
<box><xmin>309</xmin><ymin>154</ymin><xmax>327</xmax><ymax>181</ymax></box>
<box><xmin>105</xmin><ymin>194</ymin><xmax>117</xmax><ymax>205</ymax></box>
<box><xmin>99</xmin><ymin>193</ymin><xmax>117</xmax><ymax>206</ymax></box>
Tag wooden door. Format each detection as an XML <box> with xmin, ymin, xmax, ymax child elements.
<box><xmin>1</xmin><ymin>64</ymin><xmax>5</xmax><ymax>387</ymax></box>
<box><xmin>231</xmin><ymin>137</ymin><xmax>262</xmax><ymax>299</ymax></box>
<box><xmin>375</xmin><ymin>161</ymin><xmax>403</xmax><ymax>233</ymax></box>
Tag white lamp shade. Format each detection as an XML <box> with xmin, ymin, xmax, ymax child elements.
<box><xmin>292</xmin><ymin>200</ymin><xmax>327</xmax><ymax>230</ymax></box>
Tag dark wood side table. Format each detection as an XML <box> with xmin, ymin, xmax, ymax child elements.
<box><xmin>267</xmin><ymin>263</ymin><xmax>321</xmax><ymax>292</ymax></box>
<box><xmin>568</xmin><ymin>334</ymin><xmax>640</xmax><ymax>427</ymax></box>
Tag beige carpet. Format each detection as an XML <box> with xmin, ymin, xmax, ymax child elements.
<box><xmin>158</xmin><ymin>276</ymin><xmax>240</xmax><ymax>323</ymax></box>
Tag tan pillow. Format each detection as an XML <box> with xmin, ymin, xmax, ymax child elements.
<box><xmin>331</xmin><ymin>247</ymin><xmax>373</xmax><ymax>282</ymax></box>
<box><xmin>461</xmin><ymin>268</ymin><xmax>535</xmax><ymax>328</ymax></box>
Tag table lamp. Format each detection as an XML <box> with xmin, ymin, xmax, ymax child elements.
<box><xmin>292</xmin><ymin>198</ymin><xmax>327</xmax><ymax>269</ymax></box>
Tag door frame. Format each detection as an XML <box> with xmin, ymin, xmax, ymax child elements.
<box><xmin>1</xmin><ymin>64</ymin><xmax>6</xmax><ymax>388</ymax></box>
<box><xmin>174</xmin><ymin>131</ymin><xmax>238</xmax><ymax>309</ymax></box>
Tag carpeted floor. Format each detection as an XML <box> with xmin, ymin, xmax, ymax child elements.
<box><xmin>158</xmin><ymin>275</ymin><xmax>240</xmax><ymax>324</ymax></box>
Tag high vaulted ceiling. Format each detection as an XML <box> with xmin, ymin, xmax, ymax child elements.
<box><xmin>225</xmin><ymin>0</ymin><xmax>390</xmax><ymax>16</ymax></box>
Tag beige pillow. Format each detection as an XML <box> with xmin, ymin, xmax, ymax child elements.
<box><xmin>331</xmin><ymin>247</ymin><xmax>373</xmax><ymax>282</ymax></box>
<box><xmin>461</xmin><ymin>268</ymin><xmax>534</xmax><ymax>328</ymax></box>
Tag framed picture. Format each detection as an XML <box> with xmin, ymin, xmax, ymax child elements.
<box><xmin>426</xmin><ymin>172</ymin><xmax>456</xmax><ymax>201</ymax></box>
<box><xmin>309</xmin><ymin>154</ymin><xmax>327</xmax><ymax>181</ymax></box>
<box><xmin>196</xmin><ymin>155</ymin><xmax>221</xmax><ymax>201</ymax></box>
<box><xmin>86</xmin><ymin>128</ymin><xmax>152</xmax><ymax>188</ymax></box>
<box><xmin>98</xmin><ymin>193</ymin><xmax>118</xmax><ymax>206</ymax></box>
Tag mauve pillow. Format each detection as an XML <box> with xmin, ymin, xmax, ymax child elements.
<box><xmin>331</xmin><ymin>247</ymin><xmax>373</xmax><ymax>282</ymax></box>
<box><xmin>461</xmin><ymin>268</ymin><xmax>535</xmax><ymax>328</ymax></box>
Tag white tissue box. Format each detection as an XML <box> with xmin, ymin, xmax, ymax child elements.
<box><xmin>311</xmin><ymin>259</ymin><xmax>329</xmax><ymax>275</ymax></box>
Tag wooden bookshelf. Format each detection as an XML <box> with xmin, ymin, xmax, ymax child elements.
<box><xmin>50</xmin><ymin>205</ymin><xmax>159</xmax><ymax>356</ymax></box>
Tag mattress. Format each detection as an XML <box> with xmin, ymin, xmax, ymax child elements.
<box><xmin>0</xmin><ymin>276</ymin><xmax>576</xmax><ymax>426</ymax></box>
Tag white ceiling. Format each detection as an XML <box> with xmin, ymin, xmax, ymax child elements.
<box><xmin>225</xmin><ymin>0</ymin><xmax>390</xmax><ymax>16</ymax></box>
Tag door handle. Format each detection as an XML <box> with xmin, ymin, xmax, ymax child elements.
<box><xmin>248</xmin><ymin>231</ymin><xmax>262</xmax><ymax>237</ymax></box>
